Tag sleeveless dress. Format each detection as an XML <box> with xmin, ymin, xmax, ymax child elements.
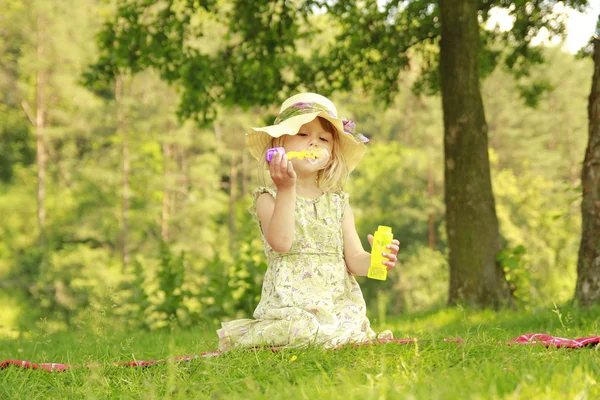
<box><xmin>217</xmin><ymin>186</ymin><xmax>392</xmax><ymax>351</ymax></box>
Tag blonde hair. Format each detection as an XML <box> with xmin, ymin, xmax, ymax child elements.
<box><xmin>257</xmin><ymin>117</ymin><xmax>349</xmax><ymax>191</ymax></box>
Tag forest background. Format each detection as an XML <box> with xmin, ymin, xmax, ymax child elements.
<box><xmin>0</xmin><ymin>0</ymin><xmax>598</xmax><ymax>337</ymax></box>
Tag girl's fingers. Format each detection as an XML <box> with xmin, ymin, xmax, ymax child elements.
<box><xmin>270</xmin><ymin>153</ymin><xmax>280</xmax><ymax>174</ymax></box>
<box><xmin>386</xmin><ymin>243</ymin><xmax>400</xmax><ymax>254</ymax></box>
<box><xmin>272</xmin><ymin>151</ymin><xmax>281</xmax><ymax>166</ymax></box>
<box><xmin>382</xmin><ymin>253</ymin><xmax>397</xmax><ymax>263</ymax></box>
<box><xmin>280</xmin><ymin>154</ymin><xmax>288</xmax><ymax>174</ymax></box>
<box><xmin>382</xmin><ymin>261</ymin><xmax>395</xmax><ymax>269</ymax></box>
<box><xmin>382</xmin><ymin>239</ymin><xmax>400</xmax><ymax>270</ymax></box>
<box><xmin>287</xmin><ymin>160</ymin><xmax>295</xmax><ymax>178</ymax></box>
<box><xmin>271</xmin><ymin>153</ymin><xmax>287</xmax><ymax>180</ymax></box>
<box><xmin>269</xmin><ymin>152</ymin><xmax>296</xmax><ymax>185</ymax></box>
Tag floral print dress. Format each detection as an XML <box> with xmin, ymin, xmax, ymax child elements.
<box><xmin>217</xmin><ymin>186</ymin><xmax>392</xmax><ymax>351</ymax></box>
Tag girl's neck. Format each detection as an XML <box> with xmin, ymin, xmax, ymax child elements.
<box><xmin>295</xmin><ymin>175</ymin><xmax>322</xmax><ymax>198</ymax></box>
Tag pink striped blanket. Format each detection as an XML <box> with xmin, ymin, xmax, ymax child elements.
<box><xmin>1</xmin><ymin>333</ymin><xmax>598</xmax><ymax>373</ymax></box>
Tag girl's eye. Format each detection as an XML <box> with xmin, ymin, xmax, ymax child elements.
<box><xmin>298</xmin><ymin>133</ymin><xmax>308</xmax><ymax>137</ymax></box>
<box><xmin>320</xmin><ymin>137</ymin><xmax>329</xmax><ymax>142</ymax></box>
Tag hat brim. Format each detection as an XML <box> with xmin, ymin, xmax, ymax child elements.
<box><xmin>246</xmin><ymin>112</ymin><xmax>366</xmax><ymax>172</ymax></box>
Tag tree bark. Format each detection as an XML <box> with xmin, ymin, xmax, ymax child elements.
<box><xmin>427</xmin><ymin>161</ymin><xmax>435</xmax><ymax>250</ymax></box>
<box><xmin>229</xmin><ymin>153</ymin><xmax>238</xmax><ymax>255</ymax></box>
<box><xmin>439</xmin><ymin>0</ymin><xmax>511</xmax><ymax>307</ymax></box>
<box><xmin>575</xmin><ymin>33</ymin><xmax>600</xmax><ymax>306</ymax></box>
<box><xmin>35</xmin><ymin>13</ymin><xmax>47</xmax><ymax>244</ymax></box>
<box><xmin>177</xmin><ymin>143</ymin><xmax>190</xmax><ymax>205</ymax></box>
<box><xmin>242</xmin><ymin>150</ymin><xmax>249</xmax><ymax>197</ymax></box>
<box><xmin>161</xmin><ymin>127</ymin><xmax>174</xmax><ymax>242</ymax></box>
<box><xmin>116</xmin><ymin>75</ymin><xmax>129</xmax><ymax>273</ymax></box>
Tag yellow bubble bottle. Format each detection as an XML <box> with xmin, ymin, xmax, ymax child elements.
<box><xmin>368</xmin><ymin>225</ymin><xmax>394</xmax><ymax>281</ymax></box>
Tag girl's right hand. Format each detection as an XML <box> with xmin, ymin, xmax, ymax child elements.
<box><xmin>270</xmin><ymin>151</ymin><xmax>296</xmax><ymax>189</ymax></box>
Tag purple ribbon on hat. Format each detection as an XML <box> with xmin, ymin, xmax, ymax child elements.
<box><xmin>342</xmin><ymin>118</ymin><xmax>370</xmax><ymax>143</ymax></box>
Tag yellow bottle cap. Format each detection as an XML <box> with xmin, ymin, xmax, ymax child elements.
<box><xmin>377</xmin><ymin>225</ymin><xmax>392</xmax><ymax>233</ymax></box>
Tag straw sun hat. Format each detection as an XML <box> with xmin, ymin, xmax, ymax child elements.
<box><xmin>246</xmin><ymin>93</ymin><xmax>370</xmax><ymax>172</ymax></box>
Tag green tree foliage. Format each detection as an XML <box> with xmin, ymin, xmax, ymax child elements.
<box><xmin>86</xmin><ymin>0</ymin><xmax>589</xmax><ymax>120</ymax></box>
<box><xmin>84</xmin><ymin>0</ymin><xmax>320</xmax><ymax>121</ymax></box>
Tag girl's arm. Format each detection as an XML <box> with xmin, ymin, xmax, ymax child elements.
<box><xmin>255</xmin><ymin>151</ymin><xmax>297</xmax><ymax>252</ymax></box>
<box><xmin>342</xmin><ymin>203</ymin><xmax>371</xmax><ymax>276</ymax></box>
<box><xmin>256</xmin><ymin>187</ymin><xmax>296</xmax><ymax>252</ymax></box>
<box><xmin>342</xmin><ymin>203</ymin><xmax>400</xmax><ymax>276</ymax></box>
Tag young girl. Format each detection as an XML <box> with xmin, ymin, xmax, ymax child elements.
<box><xmin>217</xmin><ymin>93</ymin><xmax>400</xmax><ymax>350</ymax></box>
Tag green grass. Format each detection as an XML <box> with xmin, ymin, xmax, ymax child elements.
<box><xmin>2</xmin><ymin>304</ymin><xmax>600</xmax><ymax>399</ymax></box>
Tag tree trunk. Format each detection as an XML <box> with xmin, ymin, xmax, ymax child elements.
<box><xmin>161</xmin><ymin>127</ymin><xmax>174</xmax><ymax>242</ymax></box>
<box><xmin>177</xmin><ymin>143</ymin><xmax>190</xmax><ymax>205</ymax></box>
<box><xmin>575</xmin><ymin>32</ymin><xmax>600</xmax><ymax>306</ymax></box>
<box><xmin>35</xmin><ymin>13</ymin><xmax>47</xmax><ymax>244</ymax></box>
<box><xmin>116</xmin><ymin>75</ymin><xmax>129</xmax><ymax>273</ymax></box>
<box><xmin>229</xmin><ymin>153</ymin><xmax>238</xmax><ymax>255</ymax></box>
<box><xmin>242</xmin><ymin>150</ymin><xmax>249</xmax><ymax>197</ymax></box>
<box><xmin>427</xmin><ymin>161</ymin><xmax>435</xmax><ymax>249</ymax></box>
<box><xmin>439</xmin><ymin>0</ymin><xmax>511</xmax><ymax>307</ymax></box>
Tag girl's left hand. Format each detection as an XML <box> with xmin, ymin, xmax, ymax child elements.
<box><xmin>367</xmin><ymin>236</ymin><xmax>401</xmax><ymax>271</ymax></box>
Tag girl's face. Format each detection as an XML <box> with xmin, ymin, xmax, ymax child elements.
<box><xmin>283</xmin><ymin>118</ymin><xmax>334</xmax><ymax>174</ymax></box>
